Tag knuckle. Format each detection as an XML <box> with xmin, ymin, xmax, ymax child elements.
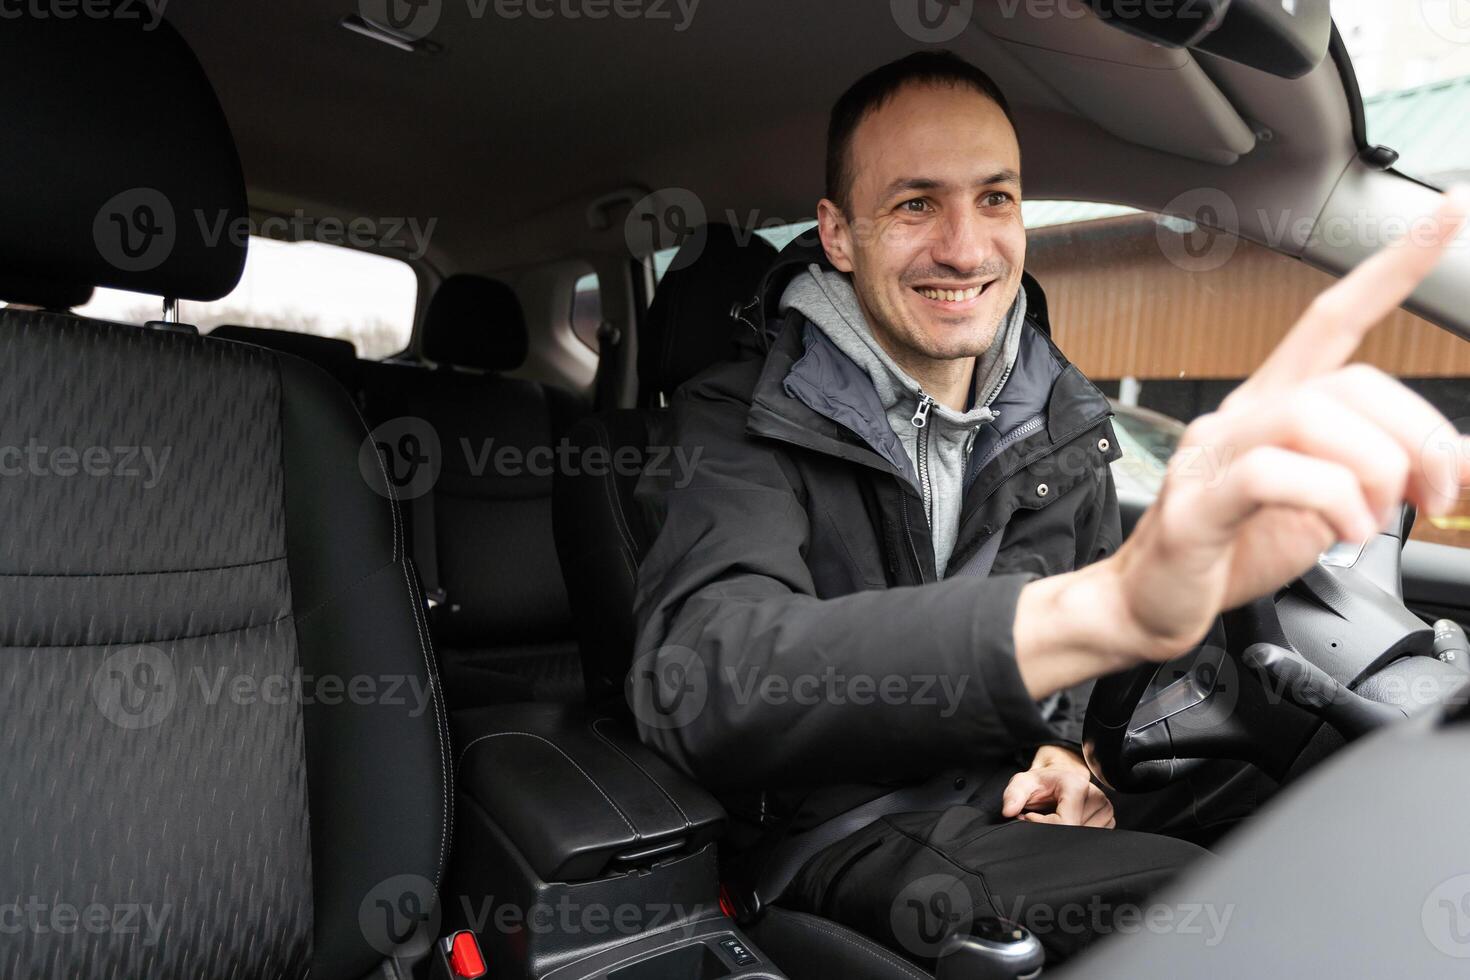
<box><xmin>1336</xmin><ymin>362</ymin><xmax>1389</xmax><ymax>389</ymax></box>
<box><xmin>1182</xmin><ymin>413</ymin><xmax>1223</xmax><ymax>448</ymax></box>
<box><xmin>1307</xmin><ymin>291</ymin><xmax>1351</xmax><ymax>324</ymax></box>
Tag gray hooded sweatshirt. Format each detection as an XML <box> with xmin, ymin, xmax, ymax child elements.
<box><xmin>780</xmin><ymin>265</ymin><xmax>1026</xmax><ymax>576</ymax></box>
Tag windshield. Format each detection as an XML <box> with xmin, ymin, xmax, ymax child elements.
<box><xmin>1336</xmin><ymin>0</ymin><xmax>1470</xmax><ymax>186</ymax></box>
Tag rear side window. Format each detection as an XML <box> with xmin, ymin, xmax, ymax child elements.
<box><xmin>571</xmin><ymin>272</ymin><xmax>602</xmax><ymax>352</ymax></box>
<box><xmin>74</xmin><ymin>237</ymin><xmax>417</xmax><ymax>360</ymax></box>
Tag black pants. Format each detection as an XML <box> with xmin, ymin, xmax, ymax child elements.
<box><xmin>783</xmin><ymin>760</ymin><xmax>1271</xmax><ymax>965</ymax></box>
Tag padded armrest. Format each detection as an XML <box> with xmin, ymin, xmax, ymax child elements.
<box><xmin>453</xmin><ymin>702</ymin><xmax>725</xmax><ymax>882</ymax></box>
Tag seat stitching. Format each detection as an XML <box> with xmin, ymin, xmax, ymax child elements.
<box><xmin>593</xmin><ymin>422</ymin><xmax>640</xmax><ymax>559</ymax></box>
<box><xmin>10</xmin><ymin>613</ymin><xmax>291</xmax><ymax>649</ymax></box>
<box><xmin>0</xmin><ymin>554</ymin><xmax>287</xmax><ymax>579</ymax></box>
<box><xmin>774</xmin><ymin>910</ymin><xmax>930</xmax><ymax>980</ymax></box>
<box><xmin>294</xmin><ymin>556</ymin><xmax>399</xmax><ymax>624</ymax></box>
<box><xmin>589</xmin><ymin>716</ymin><xmax>691</xmax><ymax>829</ymax></box>
<box><xmin>615</xmin><ymin>546</ymin><xmax>638</xmax><ymax>594</ymax></box>
<box><xmin>457</xmin><ymin>731</ymin><xmax>640</xmax><ymax>838</ymax></box>
<box><xmin>352</xmin><ymin>392</ymin><xmax>451</xmax><ymax>891</ymax></box>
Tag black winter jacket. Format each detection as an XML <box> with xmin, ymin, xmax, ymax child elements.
<box><xmin>631</xmin><ymin>248</ymin><xmax>1124</xmax><ymax>828</ymax></box>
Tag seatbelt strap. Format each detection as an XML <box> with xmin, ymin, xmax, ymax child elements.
<box><xmin>411</xmin><ymin>490</ymin><xmax>448</xmax><ymax>611</ymax></box>
<box><xmin>742</xmin><ymin>770</ymin><xmax>979</xmax><ymax>913</ymax></box>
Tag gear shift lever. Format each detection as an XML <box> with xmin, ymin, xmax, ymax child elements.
<box><xmin>934</xmin><ymin>918</ymin><xmax>1044</xmax><ymax>980</ymax></box>
<box><xmin>1241</xmin><ymin>642</ymin><xmax>1405</xmax><ymax>739</ymax></box>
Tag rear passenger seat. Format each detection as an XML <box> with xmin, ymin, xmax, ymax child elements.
<box><xmin>209</xmin><ymin>324</ymin><xmax>362</xmax><ymax>399</ymax></box>
<box><xmin>363</xmin><ymin>274</ymin><xmax>589</xmax><ymax>708</ymax></box>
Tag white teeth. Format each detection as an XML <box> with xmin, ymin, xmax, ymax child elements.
<box><xmin>917</xmin><ymin>285</ymin><xmax>984</xmax><ymax>302</ymax></box>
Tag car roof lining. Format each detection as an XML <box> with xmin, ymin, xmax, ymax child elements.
<box><xmin>162</xmin><ymin>2</ymin><xmax>1360</xmax><ymax>265</ymax></box>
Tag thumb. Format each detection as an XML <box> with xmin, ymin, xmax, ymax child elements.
<box><xmin>1001</xmin><ymin>772</ymin><xmax>1042</xmax><ymax>817</ymax></box>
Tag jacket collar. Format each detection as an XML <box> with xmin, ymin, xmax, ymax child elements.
<box><xmin>746</xmin><ymin>275</ymin><xmax>1107</xmax><ymax>479</ymax></box>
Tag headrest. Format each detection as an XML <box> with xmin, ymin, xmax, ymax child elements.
<box><xmin>640</xmin><ymin>224</ymin><xmax>778</xmax><ymax>402</ymax></box>
<box><xmin>0</xmin><ymin>273</ymin><xmax>93</xmax><ymax>312</ymax></box>
<box><xmin>209</xmin><ymin>325</ymin><xmax>361</xmax><ymax>390</ymax></box>
<box><xmin>422</xmin><ymin>275</ymin><xmax>529</xmax><ymax>372</ymax></box>
<box><xmin>0</xmin><ymin>16</ymin><xmax>248</xmax><ymax>302</ymax></box>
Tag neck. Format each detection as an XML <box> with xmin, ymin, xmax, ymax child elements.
<box><xmin>884</xmin><ymin>343</ymin><xmax>976</xmax><ymax>412</ymax></box>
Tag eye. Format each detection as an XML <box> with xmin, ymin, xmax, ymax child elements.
<box><xmin>981</xmin><ymin>191</ymin><xmax>1014</xmax><ymax>208</ymax></box>
<box><xmin>898</xmin><ymin>198</ymin><xmax>932</xmax><ymax>214</ymax></box>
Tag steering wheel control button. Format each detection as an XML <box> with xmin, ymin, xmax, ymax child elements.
<box><xmin>718</xmin><ymin>936</ymin><xmax>758</xmax><ymax>966</ymax></box>
<box><xmin>1036</xmin><ymin>483</ymin><xmax>1049</xmax><ymax>498</ymax></box>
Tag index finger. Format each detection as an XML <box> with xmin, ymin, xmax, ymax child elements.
<box><xmin>1239</xmin><ymin>187</ymin><xmax>1470</xmax><ymax>397</ymax></box>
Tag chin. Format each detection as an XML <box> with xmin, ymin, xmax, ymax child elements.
<box><xmin>914</xmin><ymin>318</ymin><xmax>1003</xmax><ymax>360</ymax></box>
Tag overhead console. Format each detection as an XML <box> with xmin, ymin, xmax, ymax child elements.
<box><xmin>1085</xmin><ymin>0</ymin><xmax>1333</xmax><ymax>80</ymax></box>
<box><xmin>965</xmin><ymin>0</ymin><xmax>1331</xmax><ymax>168</ymax></box>
<box><xmin>969</xmin><ymin>0</ymin><xmax>1259</xmax><ymax>166</ymax></box>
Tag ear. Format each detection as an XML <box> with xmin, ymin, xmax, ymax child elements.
<box><xmin>817</xmin><ymin>198</ymin><xmax>856</xmax><ymax>273</ymax></box>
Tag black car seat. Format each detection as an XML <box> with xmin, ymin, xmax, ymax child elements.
<box><xmin>552</xmin><ymin>224</ymin><xmax>777</xmax><ymax>705</ymax></box>
<box><xmin>210</xmin><ymin>324</ymin><xmax>364</xmax><ymax>400</ymax></box>
<box><xmin>1</xmin><ymin>18</ymin><xmax>448</xmax><ymax>979</ymax></box>
<box><xmin>362</xmin><ymin>274</ymin><xmax>590</xmax><ymax>708</ymax></box>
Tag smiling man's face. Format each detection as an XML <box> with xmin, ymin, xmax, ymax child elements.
<box><xmin>819</xmin><ymin>81</ymin><xmax>1025</xmax><ymax>371</ymax></box>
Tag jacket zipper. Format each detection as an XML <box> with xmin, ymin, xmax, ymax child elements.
<box><xmin>972</xmin><ymin>413</ymin><xmax>1045</xmax><ymax>476</ymax></box>
<box><xmin>896</xmin><ymin>476</ymin><xmax>927</xmax><ymax>584</ymax></box>
<box><xmin>910</xmin><ymin>392</ymin><xmax>935</xmax><ymax>527</ymax></box>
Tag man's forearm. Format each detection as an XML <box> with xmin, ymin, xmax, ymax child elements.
<box><xmin>1012</xmin><ymin>556</ymin><xmax>1184</xmax><ymax>700</ymax></box>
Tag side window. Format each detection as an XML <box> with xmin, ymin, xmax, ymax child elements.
<box><xmin>1025</xmin><ymin>201</ymin><xmax>1470</xmax><ymax>550</ymax></box>
<box><xmin>73</xmin><ymin>237</ymin><xmax>417</xmax><ymax>359</ymax></box>
<box><xmin>571</xmin><ymin>272</ymin><xmax>601</xmax><ymax>352</ymax></box>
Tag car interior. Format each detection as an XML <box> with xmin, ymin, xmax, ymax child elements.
<box><xmin>5</xmin><ymin>1</ymin><xmax>1470</xmax><ymax>979</ymax></box>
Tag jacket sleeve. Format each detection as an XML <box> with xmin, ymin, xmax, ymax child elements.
<box><xmin>629</xmin><ymin>384</ymin><xmax>1067</xmax><ymax>792</ymax></box>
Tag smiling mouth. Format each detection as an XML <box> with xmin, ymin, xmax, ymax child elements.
<box><xmin>913</xmin><ymin>282</ymin><xmax>991</xmax><ymax>303</ymax></box>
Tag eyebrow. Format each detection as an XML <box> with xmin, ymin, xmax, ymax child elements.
<box><xmin>880</xmin><ymin>170</ymin><xmax>1021</xmax><ymax>201</ymax></box>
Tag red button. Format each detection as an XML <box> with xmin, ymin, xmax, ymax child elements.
<box><xmin>448</xmin><ymin>931</ymin><xmax>486</xmax><ymax>979</ymax></box>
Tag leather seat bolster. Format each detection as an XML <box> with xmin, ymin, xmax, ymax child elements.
<box><xmin>278</xmin><ymin>355</ymin><xmax>452</xmax><ymax>976</ymax></box>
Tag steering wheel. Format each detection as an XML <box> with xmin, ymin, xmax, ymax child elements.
<box><xmin>1083</xmin><ymin>507</ymin><xmax>1467</xmax><ymax>793</ymax></box>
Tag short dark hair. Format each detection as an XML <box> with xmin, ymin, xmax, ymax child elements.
<box><xmin>825</xmin><ymin>50</ymin><xmax>1016</xmax><ymax>214</ymax></box>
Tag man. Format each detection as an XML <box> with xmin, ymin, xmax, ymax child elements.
<box><xmin>632</xmin><ymin>51</ymin><xmax>1470</xmax><ymax>964</ymax></box>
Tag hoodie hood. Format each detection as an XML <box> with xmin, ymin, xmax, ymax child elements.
<box><xmin>776</xmin><ymin>264</ymin><xmax>1028</xmax><ymax>578</ymax></box>
<box><xmin>778</xmin><ymin>264</ymin><xmax>1025</xmax><ymax>429</ymax></box>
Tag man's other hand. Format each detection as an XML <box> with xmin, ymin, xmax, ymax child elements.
<box><xmin>1001</xmin><ymin>745</ymin><xmax>1116</xmax><ymax>828</ymax></box>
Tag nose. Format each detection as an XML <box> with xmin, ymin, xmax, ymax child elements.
<box><xmin>928</xmin><ymin>204</ymin><xmax>992</xmax><ymax>278</ymax></box>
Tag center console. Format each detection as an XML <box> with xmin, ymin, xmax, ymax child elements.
<box><xmin>445</xmin><ymin>702</ymin><xmax>786</xmax><ymax>980</ymax></box>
